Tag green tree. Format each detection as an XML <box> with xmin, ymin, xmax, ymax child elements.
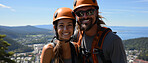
<box><xmin>0</xmin><ymin>34</ymin><xmax>16</xmax><ymax>63</ymax></box>
<box><xmin>123</xmin><ymin>37</ymin><xmax>148</xmax><ymax>61</ymax></box>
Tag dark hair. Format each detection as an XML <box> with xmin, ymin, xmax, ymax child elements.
<box><xmin>97</xmin><ymin>15</ymin><xmax>105</xmax><ymax>26</ymax></box>
<box><xmin>53</xmin><ymin>42</ymin><xmax>64</xmax><ymax>63</ymax></box>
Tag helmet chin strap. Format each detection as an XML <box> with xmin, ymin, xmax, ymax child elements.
<box><xmin>55</xmin><ymin>34</ymin><xmax>72</xmax><ymax>43</ymax></box>
<box><xmin>57</xmin><ymin>37</ymin><xmax>72</xmax><ymax>43</ymax></box>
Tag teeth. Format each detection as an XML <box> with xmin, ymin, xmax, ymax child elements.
<box><xmin>82</xmin><ymin>20</ymin><xmax>89</xmax><ymax>23</ymax></box>
<box><xmin>63</xmin><ymin>33</ymin><xmax>69</xmax><ymax>35</ymax></box>
<box><xmin>84</xmin><ymin>20</ymin><xmax>89</xmax><ymax>22</ymax></box>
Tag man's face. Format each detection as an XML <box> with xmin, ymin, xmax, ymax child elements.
<box><xmin>75</xmin><ymin>6</ymin><xmax>97</xmax><ymax>31</ymax></box>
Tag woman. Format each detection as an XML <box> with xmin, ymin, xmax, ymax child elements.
<box><xmin>40</xmin><ymin>7</ymin><xmax>78</xmax><ymax>63</ymax></box>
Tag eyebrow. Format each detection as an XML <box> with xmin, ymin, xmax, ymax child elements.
<box><xmin>58</xmin><ymin>23</ymin><xmax>64</xmax><ymax>24</ymax></box>
<box><xmin>68</xmin><ymin>22</ymin><xmax>73</xmax><ymax>24</ymax></box>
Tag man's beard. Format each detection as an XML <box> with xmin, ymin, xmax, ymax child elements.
<box><xmin>79</xmin><ymin>17</ymin><xmax>94</xmax><ymax>31</ymax></box>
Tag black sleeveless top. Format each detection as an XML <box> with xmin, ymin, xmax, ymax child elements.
<box><xmin>49</xmin><ymin>42</ymin><xmax>78</xmax><ymax>63</ymax></box>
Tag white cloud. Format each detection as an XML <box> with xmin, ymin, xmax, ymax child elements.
<box><xmin>0</xmin><ymin>4</ymin><xmax>11</xmax><ymax>8</ymax></box>
<box><xmin>0</xmin><ymin>4</ymin><xmax>16</xmax><ymax>11</ymax></box>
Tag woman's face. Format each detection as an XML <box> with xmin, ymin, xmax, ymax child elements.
<box><xmin>57</xmin><ymin>19</ymin><xmax>74</xmax><ymax>41</ymax></box>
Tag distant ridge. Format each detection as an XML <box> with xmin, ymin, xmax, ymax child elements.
<box><xmin>0</xmin><ymin>25</ymin><xmax>52</xmax><ymax>38</ymax></box>
<box><xmin>34</xmin><ymin>24</ymin><xmax>53</xmax><ymax>30</ymax></box>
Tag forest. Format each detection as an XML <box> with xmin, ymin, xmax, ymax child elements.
<box><xmin>123</xmin><ymin>37</ymin><xmax>148</xmax><ymax>61</ymax></box>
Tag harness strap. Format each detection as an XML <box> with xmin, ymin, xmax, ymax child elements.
<box><xmin>97</xmin><ymin>28</ymin><xmax>112</xmax><ymax>49</ymax></box>
<box><xmin>91</xmin><ymin>31</ymin><xmax>100</xmax><ymax>63</ymax></box>
<box><xmin>77</xmin><ymin>31</ymin><xmax>83</xmax><ymax>46</ymax></box>
<box><xmin>76</xmin><ymin>27</ymin><xmax>112</xmax><ymax>63</ymax></box>
<box><xmin>72</xmin><ymin>42</ymin><xmax>78</xmax><ymax>56</ymax></box>
<box><xmin>95</xmin><ymin>27</ymin><xmax>112</xmax><ymax>63</ymax></box>
<box><xmin>70</xmin><ymin>42</ymin><xmax>77</xmax><ymax>63</ymax></box>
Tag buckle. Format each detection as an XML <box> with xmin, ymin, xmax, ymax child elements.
<box><xmin>93</xmin><ymin>48</ymin><xmax>99</xmax><ymax>54</ymax></box>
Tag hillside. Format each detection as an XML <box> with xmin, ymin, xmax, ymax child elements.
<box><xmin>0</xmin><ymin>25</ymin><xmax>53</xmax><ymax>38</ymax></box>
<box><xmin>123</xmin><ymin>37</ymin><xmax>148</xmax><ymax>61</ymax></box>
<box><xmin>3</xmin><ymin>36</ymin><xmax>33</xmax><ymax>53</ymax></box>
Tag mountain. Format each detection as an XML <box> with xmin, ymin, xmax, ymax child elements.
<box><xmin>34</xmin><ymin>24</ymin><xmax>53</xmax><ymax>30</ymax></box>
<box><xmin>0</xmin><ymin>25</ymin><xmax>52</xmax><ymax>38</ymax></box>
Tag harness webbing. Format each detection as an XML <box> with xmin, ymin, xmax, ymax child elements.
<box><xmin>76</xmin><ymin>27</ymin><xmax>112</xmax><ymax>63</ymax></box>
<box><xmin>70</xmin><ymin>42</ymin><xmax>77</xmax><ymax>63</ymax></box>
<box><xmin>97</xmin><ymin>28</ymin><xmax>112</xmax><ymax>49</ymax></box>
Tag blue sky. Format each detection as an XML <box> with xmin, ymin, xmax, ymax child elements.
<box><xmin>0</xmin><ymin>0</ymin><xmax>148</xmax><ymax>26</ymax></box>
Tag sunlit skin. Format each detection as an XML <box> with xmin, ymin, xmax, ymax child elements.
<box><xmin>75</xmin><ymin>6</ymin><xmax>98</xmax><ymax>36</ymax></box>
<box><xmin>57</xmin><ymin>19</ymin><xmax>74</xmax><ymax>41</ymax></box>
<box><xmin>40</xmin><ymin>19</ymin><xmax>74</xmax><ymax>63</ymax></box>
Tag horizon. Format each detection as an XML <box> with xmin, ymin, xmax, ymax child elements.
<box><xmin>1</xmin><ymin>24</ymin><xmax>148</xmax><ymax>27</ymax></box>
<box><xmin>0</xmin><ymin>0</ymin><xmax>148</xmax><ymax>26</ymax></box>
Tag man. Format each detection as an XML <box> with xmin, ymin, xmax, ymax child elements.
<box><xmin>73</xmin><ymin>0</ymin><xmax>127</xmax><ymax>63</ymax></box>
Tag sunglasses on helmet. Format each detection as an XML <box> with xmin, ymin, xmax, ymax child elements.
<box><xmin>75</xmin><ymin>9</ymin><xmax>96</xmax><ymax>17</ymax></box>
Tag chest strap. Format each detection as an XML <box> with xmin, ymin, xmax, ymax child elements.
<box><xmin>91</xmin><ymin>27</ymin><xmax>112</xmax><ymax>63</ymax></box>
<box><xmin>76</xmin><ymin>27</ymin><xmax>112</xmax><ymax>63</ymax></box>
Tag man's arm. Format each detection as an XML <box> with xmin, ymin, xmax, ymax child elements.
<box><xmin>110</xmin><ymin>37</ymin><xmax>127</xmax><ymax>63</ymax></box>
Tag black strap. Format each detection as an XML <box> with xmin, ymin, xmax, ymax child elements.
<box><xmin>73</xmin><ymin>30</ymin><xmax>79</xmax><ymax>42</ymax></box>
<box><xmin>70</xmin><ymin>42</ymin><xmax>77</xmax><ymax>63</ymax></box>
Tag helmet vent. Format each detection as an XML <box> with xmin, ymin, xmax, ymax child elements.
<box><xmin>54</xmin><ymin>12</ymin><xmax>58</xmax><ymax>18</ymax></box>
<box><xmin>92</xmin><ymin>0</ymin><xmax>96</xmax><ymax>3</ymax></box>
<box><xmin>74</xmin><ymin>0</ymin><xmax>77</xmax><ymax>6</ymax></box>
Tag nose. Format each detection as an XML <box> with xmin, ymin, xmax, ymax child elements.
<box><xmin>83</xmin><ymin>13</ymin><xmax>87</xmax><ymax>17</ymax></box>
<box><xmin>82</xmin><ymin>13</ymin><xmax>88</xmax><ymax>19</ymax></box>
<box><xmin>64</xmin><ymin>26</ymin><xmax>68</xmax><ymax>31</ymax></box>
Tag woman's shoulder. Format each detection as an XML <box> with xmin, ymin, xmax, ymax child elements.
<box><xmin>42</xmin><ymin>43</ymin><xmax>56</xmax><ymax>54</ymax></box>
<box><xmin>41</xmin><ymin>43</ymin><xmax>55</xmax><ymax>63</ymax></box>
<box><xmin>43</xmin><ymin>43</ymin><xmax>56</xmax><ymax>50</ymax></box>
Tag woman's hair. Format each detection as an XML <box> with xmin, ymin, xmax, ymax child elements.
<box><xmin>53</xmin><ymin>42</ymin><xmax>64</xmax><ymax>63</ymax></box>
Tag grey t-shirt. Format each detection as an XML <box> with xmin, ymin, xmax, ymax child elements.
<box><xmin>81</xmin><ymin>32</ymin><xmax>127</xmax><ymax>63</ymax></box>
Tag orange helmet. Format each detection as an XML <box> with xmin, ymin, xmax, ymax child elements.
<box><xmin>53</xmin><ymin>7</ymin><xmax>75</xmax><ymax>24</ymax></box>
<box><xmin>73</xmin><ymin>0</ymin><xmax>99</xmax><ymax>11</ymax></box>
